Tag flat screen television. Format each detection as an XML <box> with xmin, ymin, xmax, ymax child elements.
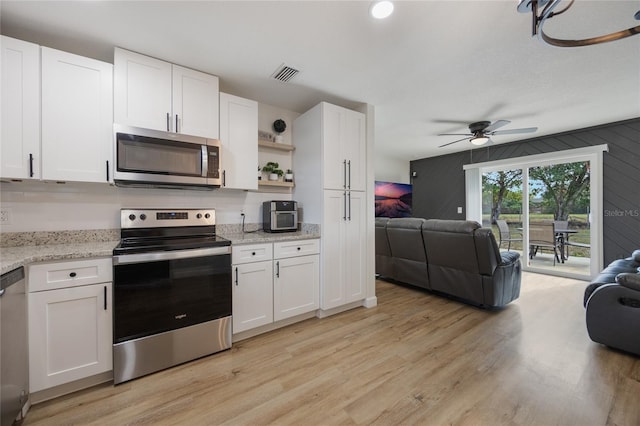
<box><xmin>375</xmin><ymin>181</ymin><xmax>412</xmax><ymax>218</ymax></box>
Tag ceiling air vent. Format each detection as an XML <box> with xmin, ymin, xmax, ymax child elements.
<box><xmin>271</xmin><ymin>64</ymin><xmax>300</xmax><ymax>82</ymax></box>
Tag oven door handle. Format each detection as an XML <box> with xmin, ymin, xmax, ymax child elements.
<box><xmin>113</xmin><ymin>246</ymin><xmax>231</xmax><ymax>265</ymax></box>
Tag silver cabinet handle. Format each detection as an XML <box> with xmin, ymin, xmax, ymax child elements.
<box><xmin>347</xmin><ymin>160</ymin><xmax>351</xmax><ymax>189</ymax></box>
<box><xmin>343</xmin><ymin>160</ymin><xmax>347</xmax><ymax>189</ymax></box>
<box><xmin>29</xmin><ymin>153</ymin><xmax>34</xmax><ymax>177</ymax></box>
<box><xmin>235</xmin><ymin>267</ymin><xmax>239</xmax><ymax>286</ymax></box>
<box><xmin>166</xmin><ymin>112</ymin><xmax>171</xmax><ymax>131</ymax></box>
<box><xmin>175</xmin><ymin>114</ymin><xmax>179</xmax><ymax>133</ymax></box>
<box><xmin>348</xmin><ymin>191</ymin><xmax>352</xmax><ymax>221</ymax></box>
<box><xmin>104</xmin><ymin>286</ymin><xmax>107</xmax><ymax>310</ymax></box>
<box><xmin>276</xmin><ymin>261</ymin><xmax>280</xmax><ymax>278</ymax></box>
<box><xmin>343</xmin><ymin>192</ymin><xmax>347</xmax><ymax>221</ymax></box>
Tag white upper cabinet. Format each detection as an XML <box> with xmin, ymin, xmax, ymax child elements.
<box><xmin>113</xmin><ymin>48</ymin><xmax>171</xmax><ymax>132</ymax></box>
<box><xmin>321</xmin><ymin>102</ymin><xmax>366</xmax><ymax>191</ymax></box>
<box><xmin>172</xmin><ymin>65</ymin><xmax>219</xmax><ymax>139</ymax></box>
<box><xmin>114</xmin><ymin>48</ymin><xmax>219</xmax><ymax>139</ymax></box>
<box><xmin>41</xmin><ymin>47</ymin><xmax>113</xmax><ymax>183</ymax></box>
<box><xmin>1</xmin><ymin>36</ymin><xmax>40</xmax><ymax>179</ymax></box>
<box><xmin>219</xmin><ymin>92</ymin><xmax>258</xmax><ymax>190</ymax></box>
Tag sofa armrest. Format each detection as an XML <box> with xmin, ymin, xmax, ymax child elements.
<box><xmin>616</xmin><ymin>273</ymin><xmax>640</xmax><ymax>292</ymax></box>
<box><xmin>499</xmin><ymin>251</ymin><xmax>520</xmax><ymax>266</ymax></box>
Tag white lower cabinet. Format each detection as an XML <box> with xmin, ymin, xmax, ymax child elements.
<box><xmin>28</xmin><ymin>258</ymin><xmax>112</xmax><ymax>393</ymax></box>
<box><xmin>273</xmin><ymin>240</ymin><xmax>320</xmax><ymax>321</ymax></box>
<box><xmin>232</xmin><ymin>239</ymin><xmax>319</xmax><ymax>335</ymax></box>
<box><xmin>232</xmin><ymin>260</ymin><xmax>273</xmax><ymax>333</ymax></box>
<box><xmin>274</xmin><ymin>255</ymin><xmax>319</xmax><ymax>322</ymax></box>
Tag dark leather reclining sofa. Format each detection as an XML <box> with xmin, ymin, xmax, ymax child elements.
<box><xmin>375</xmin><ymin>217</ymin><xmax>522</xmax><ymax>308</ymax></box>
<box><xmin>584</xmin><ymin>250</ymin><xmax>640</xmax><ymax>356</ymax></box>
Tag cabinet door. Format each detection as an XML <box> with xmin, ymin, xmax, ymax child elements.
<box><xmin>28</xmin><ymin>283</ymin><xmax>112</xmax><ymax>392</ymax></box>
<box><xmin>322</xmin><ymin>103</ymin><xmax>346</xmax><ymax>190</ymax></box>
<box><xmin>343</xmin><ymin>109</ymin><xmax>366</xmax><ymax>191</ymax></box>
<box><xmin>41</xmin><ymin>47</ymin><xmax>113</xmax><ymax>183</ymax></box>
<box><xmin>345</xmin><ymin>191</ymin><xmax>366</xmax><ymax>302</ymax></box>
<box><xmin>321</xmin><ymin>190</ymin><xmax>347</xmax><ymax>309</ymax></box>
<box><xmin>232</xmin><ymin>261</ymin><xmax>273</xmax><ymax>333</ymax></box>
<box><xmin>1</xmin><ymin>36</ymin><xmax>40</xmax><ymax>179</ymax></box>
<box><xmin>113</xmin><ymin>47</ymin><xmax>172</xmax><ymax>131</ymax></box>
<box><xmin>219</xmin><ymin>92</ymin><xmax>258</xmax><ymax>190</ymax></box>
<box><xmin>172</xmin><ymin>64</ymin><xmax>219</xmax><ymax>138</ymax></box>
<box><xmin>274</xmin><ymin>255</ymin><xmax>319</xmax><ymax>321</ymax></box>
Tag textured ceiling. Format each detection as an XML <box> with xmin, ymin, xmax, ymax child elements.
<box><xmin>2</xmin><ymin>1</ymin><xmax>639</xmax><ymax>161</ymax></box>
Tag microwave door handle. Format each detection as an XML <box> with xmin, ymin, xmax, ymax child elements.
<box><xmin>201</xmin><ymin>145</ymin><xmax>208</xmax><ymax>177</ymax></box>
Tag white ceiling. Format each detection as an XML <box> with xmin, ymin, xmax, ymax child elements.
<box><xmin>1</xmin><ymin>1</ymin><xmax>639</xmax><ymax>161</ymax></box>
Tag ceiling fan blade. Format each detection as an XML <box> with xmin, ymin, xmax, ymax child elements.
<box><xmin>437</xmin><ymin>133</ymin><xmax>472</xmax><ymax>136</ymax></box>
<box><xmin>491</xmin><ymin>127</ymin><xmax>538</xmax><ymax>136</ymax></box>
<box><xmin>484</xmin><ymin>120</ymin><xmax>511</xmax><ymax>133</ymax></box>
<box><xmin>432</xmin><ymin>119</ymin><xmax>474</xmax><ymax>125</ymax></box>
<box><xmin>438</xmin><ymin>137</ymin><xmax>470</xmax><ymax>148</ymax></box>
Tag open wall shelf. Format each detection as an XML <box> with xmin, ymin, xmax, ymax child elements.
<box><xmin>258</xmin><ymin>139</ymin><xmax>295</xmax><ymax>152</ymax></box>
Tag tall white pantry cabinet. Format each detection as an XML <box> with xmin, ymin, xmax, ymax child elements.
<box><xmin>293</xmin><ymin>102</ymin><xmax>368</xmax><ymax>311</ymax></box>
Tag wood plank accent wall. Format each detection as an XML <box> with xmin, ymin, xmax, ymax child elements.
<box><xmin>410</xmin><ymin>118</ymin><xmax>640</xmax><ymax>264</ymax></box>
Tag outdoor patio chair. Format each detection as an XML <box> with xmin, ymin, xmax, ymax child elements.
<box><xmin>496</xmin><ymin>219</ymin><xmax>522</xmax><ymax>251</ymax></box>
<box><xmin>529</xmin><ymin>222</ymin><xmax>562</xmax><ymax>265</ymax></box>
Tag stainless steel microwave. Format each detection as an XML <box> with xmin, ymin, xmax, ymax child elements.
<box><xmin>263</xmin><ymin>201</ymin><xmax>298</xmax><ymax>232</ymax></box>
<box><xmin>113</xmin><ymin>124</ymin><xmax>221</xmax><ymax>190</ymax></box>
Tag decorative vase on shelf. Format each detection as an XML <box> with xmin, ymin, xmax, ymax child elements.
<box><xmin>269</xmin><ymin>173</ymin><xmax>279</xmax><ymax>181</ymax></box>
<box><xmin>284</xmin><ymin>169</ymin><xmax>294</xmax><ymax>183</ymax></box>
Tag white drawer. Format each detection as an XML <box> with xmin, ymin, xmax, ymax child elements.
<box><xmin>28</xmin><ymin>257</ymin><xmax>112</xmax><ymax>292</ymax></box>
<box><xmin>273</xmin><ymin>239</ymin><xmax>320</xmax><ymax>259</ymax></box>
<box><xmin>232</xmin><ymin>243</ymin><xmax>273</xmax><ymax>264</ymax></box>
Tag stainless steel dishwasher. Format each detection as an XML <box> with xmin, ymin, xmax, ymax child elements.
<box><xmin>1</xmin><ymin>266</ymin><xmax>29</xmax><ymax>426</ymax></box>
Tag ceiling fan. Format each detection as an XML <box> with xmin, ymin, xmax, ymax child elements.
<box><xmin>438</xmin><ymin>120</ymin><xmax>538</xmax><ymax>148</ymax></box>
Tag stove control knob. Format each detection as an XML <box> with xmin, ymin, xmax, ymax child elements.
<box><xmin>205</xmin><ymin>213</ymin><xmax>211</xmax><ymax>219</ymax></box>
<box><xmin>128</xmin><ymin>214</ymin><xmax>136</xmax><ymax>221</ymax></box>
<box><xmin>196</xmin><ymin>213</ymin><xmax>202</xmax><ymax>219</ymax></box>
<box><xmin>140</xmin><ymin>214</ymin><xmax>147</xmax><ymax>221</ymax></box>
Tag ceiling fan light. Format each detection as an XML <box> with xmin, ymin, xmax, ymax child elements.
<box><xmin>470</xmin><ymin>136</ymin><xmax>490</xmax><ymax>146</ymax></box>
<box><xmin>370</xmin><ymin>1</ymin><xmax>394</xmax><ymax>19</ymax></box>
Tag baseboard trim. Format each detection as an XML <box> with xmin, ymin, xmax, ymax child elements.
<box><xmin>30</xmin><ymin>371</ymin><xmax>113</xmax><ymax>405</ymax></box>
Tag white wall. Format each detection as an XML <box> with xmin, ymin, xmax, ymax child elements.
<box><xmin>0</xmin><ymin>181</ymin><xmax>284</xmax><ymax>232</ymax></box>
<box><xmin>373</xmin><ymin>155</ymin><xmax>410</xmax><ymax>184</ymax></box>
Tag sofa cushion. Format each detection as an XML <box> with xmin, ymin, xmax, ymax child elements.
<box><xmin>633</xmin><ymin>250</ymin><xmax>640</xmax><ymax>263</ymax></box>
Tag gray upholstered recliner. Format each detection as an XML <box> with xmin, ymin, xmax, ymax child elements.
<box><xmin>375</xmin><ymin>217</ymin><xmax>394</xmax><ymax>278</ymax></box>
<box><xmin>374</xmin><ymin>217</ymin><xmax>521</xmax><ymax>308</ymax></box>
<box><xmin>584</xmin><ymin>250</ymin><xmax>640</xmax><ymax>356</ymax></box>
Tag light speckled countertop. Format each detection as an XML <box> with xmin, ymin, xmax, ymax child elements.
<box><xmin>219</xmin><ymin>230</ymin><xmax>320</xmax><ymax>246</ymax></box>
<box><xmin>1</xmin><ymin>240</ymin><xmax>119</xmax><ymax>275</ymax></box>
<box><xmin>0</xmin><ymin>227</ymin><xmax>320</xmax><ymax>275</ymax></box>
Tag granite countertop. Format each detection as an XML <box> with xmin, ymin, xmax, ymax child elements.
<box><xmin>1</xmin><ymin>240</ymin><xmax>119</xmax><ymax>275</ymax></box>
<box><xmin>1</xmin><ymin>225</ymin><xmax>320</xmax><ymax>275</ymax></box>
<box><xmin>220</xmin><ymin>230</ymin><xmax>320</xmax><ymax>246</ymax></box>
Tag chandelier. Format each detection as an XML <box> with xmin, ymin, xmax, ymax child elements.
<box><xmin>517</xmin><ymin>0</ymin><xmax>640</xmax><ymax>47</ymax></box>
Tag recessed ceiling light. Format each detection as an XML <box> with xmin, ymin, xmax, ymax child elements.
<box><xmin>370</xmin><ymin>1</ymin><xmax>394</xmax><ymax>19</ymax></box>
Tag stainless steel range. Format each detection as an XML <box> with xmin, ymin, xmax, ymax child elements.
<box><xmin>112</xmin><ymin>208</ymin><xmax>232</xmax><ymax>384</ymax></box>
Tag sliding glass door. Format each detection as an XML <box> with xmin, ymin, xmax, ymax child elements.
<box><xmin>468</xmin><ymin>145</ymin><xmax>606</xmax><ymax>280</ymax></box>
<box><xmin>526</xmin><ymin>161</ymin><xmax>591</xmax><ymax>277</ymax></box>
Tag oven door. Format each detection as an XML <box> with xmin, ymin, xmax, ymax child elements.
<box><xmin>112</xmin><ymin>246</ymin><xmax>231</xmax><ymax>344</ymax></box>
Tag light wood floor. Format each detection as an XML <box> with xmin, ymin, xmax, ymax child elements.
<box><xmin>24</xmin><ymin>273</ymin><xmax>640</xmax><ymax>426</ymax></box>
